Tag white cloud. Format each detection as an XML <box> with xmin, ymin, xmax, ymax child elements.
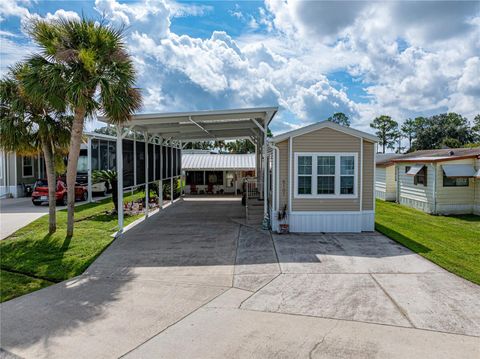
<box><xmin>2</xmin><ymin>0</ymin><xmax>479</xmax><ymax>134</ymax></box>
<box><xmin>0</xmin><ymin>0</ymin><xmax>31</xmax><ymax>22</ymax></box>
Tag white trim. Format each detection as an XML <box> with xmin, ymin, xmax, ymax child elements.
<box><xmin>293</xmin><ymin>152</ymin><xmax>358</xmax><ymax>199</ymax></box>
<box><xmin>288</xmin><ymin>138</ymin><xmax>292</xmax><ymax>213</ymax></box>
<box><xmin>360</xmin><ymin>138</ymin><xmax>363</xmax><ymax>211</ymax></box>
<box><xmin>291</xmin><ymin>210</ymin><xmax>373</xmax><ymax>215</ymax></box>
<box><xmin>272</xmin><ymin>120</ymin><xmax>378</xmax><ymax>143</ymax></box>
<box><xmin>21</xmin><ymin>156</ymin><xmax>34</xmax><ymax>178</ymax></box>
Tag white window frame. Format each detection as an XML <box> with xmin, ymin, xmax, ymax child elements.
<box><xmin>294</xmin><ymin>152</ymin><xmax>358</xmax><ymax>199</ymax></box>
<box><xmin>22</xmin><ymin>156</ymin><xmax>34</xmax><ymax>178</ymax></box>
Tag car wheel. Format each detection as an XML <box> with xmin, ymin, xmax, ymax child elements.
<box><xmin>82</xmin><ymin>191</ymin><xmax>88</xmax><ymax>202</ymax></box>
<box><xmin>33</xmin><ymin>201</ymin><xmax>42</xmax><ymax>206</ymax></box>
<box><xmin>62</xmin><ymin>194</ymin><xmax>67</xmax><ymax>206</ymax></box>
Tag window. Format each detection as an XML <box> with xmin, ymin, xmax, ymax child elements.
<box><xmin>317</xmin><ymin>156</ymin><xmax>335</xmax><ymax>194</ymax></box>
<box><xmin>186</xmin><ymin>171</ymin><xmax>204</xmax><ymax>185</ymax></box>
<box><xmin>443</xmin><ymin>177</ymin><xmax>469</xmax><ymax>187</ymax></box>
<box><xmin>22</xmin><ymin>156</ymin><xmax>34</xmax><ymax>177</ymax></box>
<box><xmin>295</xmin><ymin>153</ymin><xmax>357</xmax><ymax>198</ymax></box>
<box><xmin>340</xmin><ymin>156</ymin><xmax>355</xmax><ymax>194</ymax></box>
<box><xmin>414</xmin><ymin>167</ymin><xmax>427</xmax><ymax>186</ymax></box>
<box><xmin>206</xmin><ymin>171</ymin><xmax>223</xmax><ymax>185</ymax></box>
<box><xmin>297</xmin><ymin>156</ymin><xmax>312</xmax><ymax>194</ymax></box>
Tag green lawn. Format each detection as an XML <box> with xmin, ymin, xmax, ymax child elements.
<box><xmin>0</xmin><ymin>192</ymin><xmax>146</xmax><ymax>302</ymax></box>
<box><xmin>375</xmin><ymin>199</ymin><xmax>480</xmax><ymax>285</ymax></box>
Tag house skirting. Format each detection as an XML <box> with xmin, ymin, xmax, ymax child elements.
<box><xmin>436</xmin><ymin>204</ymin><xmax>475</xmax><ymax>215</ymax></box>
<box><xmin>375</xmin><ymin>189</ymin><xmax>396</xmax><ymax>201</ymax></box>
<box><xmin>399</xmin><ymin>196</ymin><xmax>432</xmax><ymax>213</ymax></box>
<box><xmin>272</xmin><ymin>210</ymin><xmax>375</xmax><ymax>233</ymax></box>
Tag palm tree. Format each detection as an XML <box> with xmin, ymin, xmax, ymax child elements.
<box><xmin>0</xmin><ymin>63</ymin><xmax>72</xmax><ymax>234</ymax></box>
<box><xmin>92</xmin><ymin>170</ymin><xmax>118</xmax><ymax>212</ymax></box>
<box><xmin>23</xmin><ymin>17</ymin><xmax>142</xmax><ymax>236</ymax></box>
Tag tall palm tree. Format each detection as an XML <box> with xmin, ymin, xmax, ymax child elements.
<box><xmin>23</xmin><ymin>17</ymin><xmax>142</xmax><ymax>236</ymax></box>
<box><xmin>0</xmin><ymin>63</ymin><xmax>72</xmax><ymax>234</ymax></box>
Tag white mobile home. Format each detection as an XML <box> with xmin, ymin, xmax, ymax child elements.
<box><xmin>375</xmin><ymin>153</ymin><xmax>403</xmax><ymax>201</ymax></box>
<box><xmin>392</xmin><ymin>148</ymin><xmax>480</xmax><ymax>215</ymax></box>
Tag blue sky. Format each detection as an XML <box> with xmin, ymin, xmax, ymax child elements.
<box><xmin>1</xmin><ymin>0</ymin><xmax>479</xmax><ymax>134</ymax></box>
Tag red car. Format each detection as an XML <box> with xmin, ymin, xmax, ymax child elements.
<box><xmin>32</xmin><ymin>179</ymin><xmax>88</xmax><ymax>206</ymax></box>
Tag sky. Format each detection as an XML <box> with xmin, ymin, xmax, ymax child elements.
<box><xmin>0</xmin><ymin>0</ymin><xmax>479</xmax><ymax>135</ymax></box>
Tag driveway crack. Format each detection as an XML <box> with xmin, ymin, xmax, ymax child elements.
<box><xmin>370</xmin><ymin>274</ymin><xmax>416</xmax><ymax>328</ymax></box>
<box><xmin>308</xmin><ymin>320</ymin><xmax>340</xmax><ymax>359</ymax></box>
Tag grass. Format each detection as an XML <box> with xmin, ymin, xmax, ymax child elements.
<box><xmin>375</xmin><ymin>199</ymin><xmax>480</xmax><ymax>285</ymax></box>
<box><xmin>0</xmin><ymin>192</ymin><xmax>148</xmax><ymax>302</ymax></box>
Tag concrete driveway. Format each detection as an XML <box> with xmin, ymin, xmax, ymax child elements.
<box><xmin>1</xmin><ymin>199</ymin><xmax>479</xmax><ymax>358</ymax></box>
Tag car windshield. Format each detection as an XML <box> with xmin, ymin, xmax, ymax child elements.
<box><xmin>35</xmin><ymin>180</ymin><xmax>48</xmax><ymax>187</ymax></box>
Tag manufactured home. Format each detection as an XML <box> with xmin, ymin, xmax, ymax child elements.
<box><xmin>270</xmin><ymin>121</ymin><xmax>378</xmax><ymax>233</ymax></box>
<box><xmin>393</xmin><ymin>148</ymin><xmax>480</xmax><ymax>215</ymax></box>
<box><xmin>375</xmin><ymin>148</ymin><xmax>480</xmax><ymax>215</ymax></box>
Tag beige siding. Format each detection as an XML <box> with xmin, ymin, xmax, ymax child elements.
<box><xmin>277</xmin><ymin>139</ymin><xmax>289</xmax><ymax>211</ymax></box>
<box><xmin>362</xmin><ymin>141</ymin><xmax>374</xmax><ymax>210</ymax></box>
<box><xmin>291</xmin><ymin>127</ymin><xmax>361</xmax><ymax>212</ymax></box>
<box><xmin>435</xmin><ymin>158</ymin><xmax>476</xmax><ymax>214</ymax></box>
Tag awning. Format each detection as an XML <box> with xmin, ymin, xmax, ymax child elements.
<box><xmin>406</xmin><ymin>165</ymin><xmax>424</xmax><ymax>176</ymax></box>
<box><xmin>442</xmin><ymin>164</ymin><xmax>476</xmax><ymax>178</ymax></box>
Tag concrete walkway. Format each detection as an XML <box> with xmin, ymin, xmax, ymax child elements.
<box><xmin>1</xmin><ymin>199</ymin><xmax>479</xmax><ymax>358</ymax></box>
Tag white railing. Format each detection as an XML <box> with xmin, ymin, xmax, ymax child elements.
<box><xmin>245</xmin><ymin>177</ymin><xmax>262</xmax><ymax>200</ymax></box>
<box><xmin>244</xmin><ymin>177</ymin><xmax>263</xmax><ymax>220</ymax></box>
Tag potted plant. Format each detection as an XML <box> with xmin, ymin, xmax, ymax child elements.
<box><xmin>277</xmin><ymin>204</ymin><xmax>289</xmax><ymax>234</ymax></box>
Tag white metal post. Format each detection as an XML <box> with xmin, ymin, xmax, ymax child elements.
<box><xmin>87</xmin><ymin>137</ymin><xmax>93</xmax><ymax>203</ymax></box>
<box><xmin>263</xmin><ymin>121</ymin><xmax>269</xmax><ymax>228</ymax></box>
<box><xmin>159</xmin><ymin>142</ymin><xmax>163</xmax><ymax>209</ymax></box>
<box><xmin>133</xmin><ymin>132</ymin><xmax>137</xmax><ymax>186</ymax></box>
<box><xmin>170</xmin><ymin>143</ymin><xmax>174</xmax><ymax>204</ymax></box>
<box><xmin>116</xmin><ymin>125</ymin><xmax>124</xmax><ymax>235</ymax></box>
<box><xmin>144</xmin><ymin>132</ymin><xmax>149</xmax><ymax>218</ymax></box>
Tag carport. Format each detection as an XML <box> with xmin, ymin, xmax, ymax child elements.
<box><xmin>99</xmin><ymin>107</ymin><xmax>277</xmax><ymax>234</ymax></box>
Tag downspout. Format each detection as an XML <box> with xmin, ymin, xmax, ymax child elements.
<box><xmin>270</xmin><ymin>143</ymin><xmax>280</xmax><ymax>231</ymax></box>
<box><xmin>432</xmin><ymin>162</ymin><xmax>437</xmax><ymax>215</ymax></box>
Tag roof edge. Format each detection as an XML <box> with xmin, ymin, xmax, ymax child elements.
<box><xmin>272</xmin><ymin>121</ymin><xmax>378</xmax><ymax>143</ymax></box>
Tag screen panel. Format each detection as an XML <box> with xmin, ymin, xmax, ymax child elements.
<box><xmin>122</xmin><ymin>139</ymin><xmax>134</xmax><ymax>187</ymax></box>
<box><xmin>136</xmin><ymin>141</ymin><xmax>145</xmax><ymax>184</ymax></box>
<box><xmin>148</xmin><ymin>143</ymin><xmax>154</xmax><ymax>182</ymax></box>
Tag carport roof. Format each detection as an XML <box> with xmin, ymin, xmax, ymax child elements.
<box><xmin>98</xmin><ymin>107</ymin><xmax>278</xmax><ymax>142</ymax></box>
<box><xmin>182</xmin><ymin>153</ymin><xmax>255</xmax><ymax>171</ymax></box>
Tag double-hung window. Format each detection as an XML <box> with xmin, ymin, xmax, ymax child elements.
<box><xmin>317</xmin><ymin>156</ymin><xmax>335</xmax><ymax>194</ymax></box>
<box><xmin>295</xmin><ymin>153</ymin><xmax>357</xmax><ymax>198</ymax></box>
<box><xmin>297</xmin><ymin>156</ymin><xmax>312</xmax><ymax>194</ymax></box>
<box><xmin>22</xmin><ymin>156</ymin><xmax>34</xmax><ymax>178</ymax></box>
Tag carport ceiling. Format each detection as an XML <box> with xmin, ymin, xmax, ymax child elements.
<box><xmin>98</xmin><ymin>107</ymin><xmax>278</xmax><ymax>141</ymax></box>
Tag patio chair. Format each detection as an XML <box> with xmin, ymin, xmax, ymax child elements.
<box><xmin>207</xmin><ymin>183</ymin><xmax>214</xmax><ymax>194</ymax></box>
<box><xmin>190</xmin><ymin>183</ymin><xmax>198</xmax><ymax>194</ymax></box>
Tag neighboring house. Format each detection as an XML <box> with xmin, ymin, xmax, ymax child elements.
<box><xmin>375</xmin><ymin>153</ymin><xmax>403</xmax><ymax>201</ymax></box>
<box><xmin>376</xmin><ymin>148</ymin><xmax>480</xmax><ymax>215</ymax></box>
<box><xmin>270</xmin><ymin>121</ymin><xmax>378</xmax><ymax>233</ymax></box>
<box><xmin>392</xmin><ymin>148</ymin><xmax>480</xmax><ymax>215</ymax></box>
<box><xmin>0</xmin><ymin>151</ymin><xmax>45</xmax><ymax>198</ymax></box>
<box><xmin>183</xmin><ymin>153</ymin><xmax>255</xmax><ymax>194</ymax></box>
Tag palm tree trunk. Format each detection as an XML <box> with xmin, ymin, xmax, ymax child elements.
<box><xmin>66</xmin><ymin>107</ymin><xmax>86</xmax><ymax>237</ymax></box>
<box><xmin>41</xmin><ymin>141</ymin><xmax>56</xmax><ymax>234</ymax></box>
